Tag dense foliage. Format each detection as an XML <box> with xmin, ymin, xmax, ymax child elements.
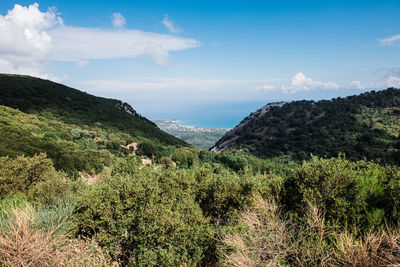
<box><xmin>2</xmin><ymin>150</ymin><xmax>400</xmax><ymax>265</ymax></box>
<box><xmin>214</xmin><ymin>88</ymin><xmax>400</xmax><ymax>164</ymax></box>
<box><xmin>2</xmin><ymin>75</ymin><xmax>400</xmax><ymax>265</ymax></box>
<box><xmin>0</xmin><ymin>74</ymin><xmax>185</xmax><ymax>147</ymax></box>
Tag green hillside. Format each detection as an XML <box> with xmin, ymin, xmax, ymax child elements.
<box><xmin>0</xmin><ymin>74</ymin><xmax>185</xmax><ymax>147</ymax></box>
<box><xmin>212</xmin><ymin>88</ymin><xmax>400</xmax><ymax>164</ymax></box>
<box><xmin>0</xmin><ymin>74</ymin><xmax>187</xmax><ymax>175</ymax></box>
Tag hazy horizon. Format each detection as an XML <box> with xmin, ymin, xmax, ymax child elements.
<box><xmin>0</xmin><ymin>0</ymin><xmax>399</xmax><ymax>127</ymax></box>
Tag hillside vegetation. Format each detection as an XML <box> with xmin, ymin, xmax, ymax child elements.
<box><xmin>212</xmin><ymin>88</ymin><xmax>400</xmax><ymax>164</ymax></box>
<box><xmin>0</xmin><ymin>74</ymin><xmax>187</xmax><ymax>175</ymax></box>
<box><xmin>2</xmin><ymin>75</ymin><xmax>400</xmax><ymax>266</ymax></box>
<box><xmin>0</xmin><ymin>74</ymin><xmax>185</xmax><ymax>146</ymax></box>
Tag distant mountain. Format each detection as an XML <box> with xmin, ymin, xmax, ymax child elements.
<box><xmin>155</xmin><ymin>120</ymin><xmax>230</xmax><ymax>149</ymax></box>
<box><xmin>211</xmin><ymin>88</ymin><xmax>400</xmax><ymax>164</ymax></box>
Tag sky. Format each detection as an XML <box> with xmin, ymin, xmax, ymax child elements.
<box><xmin>0</xmin><ymin>0</ymin><xmax>399</xmax><ymax>128</ymax></box>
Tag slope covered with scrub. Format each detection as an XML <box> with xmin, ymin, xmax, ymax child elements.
<box><xmin>0</xmin><ymin>74</ymin><xmax>187</xmax><ymax>175</ymax></box>
<box><xmin>212</xmin><ymin>88</ymin><xmax>400</xmax><ymax>164</ymax></box>
<box><xmin>0</xmin><ymin>74</ymin><xmax>185</xmax><ymax>147</ymax></box>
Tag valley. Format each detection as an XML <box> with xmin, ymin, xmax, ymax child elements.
<box><xmin>154</xmin><ymin>119</ymin><xmax>230</xmax><ymax>149</ymax></box>
<box><xmin>1</xmin><ymin>75</ymin><xmax>400</xmax><ymax>266</ymax></box>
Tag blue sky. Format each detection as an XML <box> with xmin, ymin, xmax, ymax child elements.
<box><xmin>0</xmin><ymin>0</ymin><xmax>399</xmax><ymax>127</ymax></box>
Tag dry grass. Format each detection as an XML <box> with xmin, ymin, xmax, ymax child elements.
<box><xmin>219</xmin><ymin>196</ymin><xmax>400</xmax><ymax>267</ymax></box>
<box><xmin>219</xmin><ymin>196</ymin><xmax>293</xmax><ymax>266</ymax></box>
<box><xmin>219</xmin><ymin>197</ymin><xmax>335</xmax><ymax>266</ymax></box>
<box><xmin>0</xmin><ymin>204</ymin><xmax>109</xmax><ymax>267</ymax></box>
<box><xmin>291</xmin><ymin>200</ymin><xmax>334</xmax><ymax>267</ymax></box>
<box><xmin>334</xmin><ymin>229</ymin><xmax>400</xmax><ymax>266</ymax></box>
<box><xmin>57</xmin><ymin>239</ymin><xmax>110</xmax><ymax>267</ymax></box>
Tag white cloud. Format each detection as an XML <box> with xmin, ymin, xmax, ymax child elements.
<box><xmin>76</xmin><ymin>77</ymin><xmax>276</xmax><ymax>103</ymax></box>
<box><xmin>385</xmin><ymin>76</ymin><xmax>400</xmax><ymax>88</ymax></box>
<box><xmin>50</xmin><ymin>27</ymin><xmax>199</xmax><ymax>67</ymax></box>
<box><xmin>162</xmin><ymin>14</ymin><xmax>181</xmax><ymax>34</ymax></box>
<box><xmin>0</xmin><ymin>4</ymin><xmax>200</xmax><ymax>79</ymax></box>
<box><xmin>349</xmin><ymin>80</ymin><xmax>367</xmax><ymax>89</ymax></box>
<box><xmin>255</xmin><ymin>84</ymin><xmax>276</xmax><ymax>92</ymax></box>
<box><xmin>81</xmin><ymin>78</ymin><xmax>259</xmax><ymax>93</ymax></box>
<box><xmin>281</xmin><ymin>72</ymin><xmax>339</xmax><ymax>93</ymax></box>
<box><xmin>376</xmin><ymin>68</ymin><xmax>400</xmax><ymax>88</ymax></box>
<box><xmin>379</xmin><ymin>34</ymin><xmax>400</xmax><ymax>46</ymax></box>
<box><xmin>112</xmin><ymin>12</ymin><xmax>126</xmax><ymax>28</ymax></box>
<box><xmin>0</xmin><ymin>3</ymin><xmax>60</xmax><ymax>78</ymax></box>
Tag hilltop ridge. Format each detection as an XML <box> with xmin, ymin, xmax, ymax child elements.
<box><xmin>212</xmin><ymin>88</ymin><xmax>400</xmax><ymax>164</ymax></box>
<box><xmin>0</xmin><ymin>74</ymin><xmax>184</xmax><ymax>146</ymax></box>
<box><xmin>0</xmin><ymin>74</ymin><xmax>187</xmax><ymax>174</ymax></box>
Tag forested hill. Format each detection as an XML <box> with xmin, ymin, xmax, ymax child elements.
<box><xmin>211</xmin><ymin>88</ymin><xmax>400</xmax><ymax>164</ymax></box>
<box><xmin>0</xmin><ymin>74</ymin><xmax>185</xmax><ymax>147</ymax></box>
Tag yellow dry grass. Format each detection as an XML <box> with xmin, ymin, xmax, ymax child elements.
<box><xmin>0</xmin><ymin>204</ymin><xmax>109</xmax><ymax>267</ymax></box>
<box><xmin>220</xmin><ymin>196</ymin><xmax>400</xmax><ymax>267</ymax></box>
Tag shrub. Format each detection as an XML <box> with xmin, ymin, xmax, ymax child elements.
<box><xmin>70</xmin><ymin>128</ymin><xmax>84</xmax><ymax>139</ymax></box>
<box><xmin>171</xmin><ymin>148</ymin><xmax>198</xmax><ymax>168</ymax></box>
<box><xmin>136</xmin><ymin>141</ymin><xmax>156</xmax><ymax>158</ymax></box>
<box><xmin>195</xmin><ymin>167</ymin><xmax>283</xmax><ymax>225</ymax></box>
<box><xmin>281</xmin><ymin>156</ymin><xmax>391</xmax><ymax>230</ymax></box>
<box><xmin>158</xmin><ymin>156</ymin><xmax>175</xmax><ymax>169</ymax></box>
<box><xmin>0</xmin><ymin>154</ymin><xmax>56</xmax><ymax>198</ymax></box>
<box><xmin>27</xmin><ymin>176</ymin><xmax>78</xmax><ymax>206</ymax></box>
<box><xmin>73</xmin><ymin>168</ymin><xmax>212</xmax><ymax>265</ymax></box>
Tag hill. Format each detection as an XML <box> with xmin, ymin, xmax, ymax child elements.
<box><xmin>0</xmin><ymin>74</ymin><xmax>185</xmax><ymax>146</ymax></box>
<box><xmin>211</xmin><ymin>88</ymin><xmax>400</xmax><ymax>164</ymax></box>
<box><xmin>0</xmin><ymin>74</ymin><xmax>187</xmax><ymax>174</ymax></box>
<box><xmin>154</xmin><ymin>120</ymin><xmax>230</xmax><ymax>149</ymax></box>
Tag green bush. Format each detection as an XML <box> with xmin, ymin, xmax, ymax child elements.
<box><xmin>0</xmin><ymin>154</ymin><xmax>56</xmax><ymax>198</ymax></box>
<box><xmin>73</xmin><ymin>168</ymin><xmax>212</xmax><ymax>265</ymax></box>
<box><xmin>158</xmin><ymin>156</ymin><xmax>175</xmax><ymax>169</ymax></box>
<box><xmin>171</xmin><ymin>147</ymin><xmax>198</xmax><ymax>168</ymax></box>
<box><xmin>27</xmin><ymin>174</ymin><xmax>79</xmax><ymax>206</ymax></box>
<box><xmin>281</xmin><ymin>156</ymin><xmax>394</xmax><ymax>230</ymax></box>
<box><xmin>136</xmin><ymin>141</ymin><xmax>157</xmax><ymax>158</ymax></box>
<box><xmin>70</xmin><ymin>128</ymin><xmax>84</xmax><ymax>139</ymax></box>
<box><xmin>195</xmin><ymin>167</ymin><xmax>283</xmax><ymax>224</ymax></box>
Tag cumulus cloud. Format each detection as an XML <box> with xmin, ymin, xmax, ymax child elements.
<box><xmin>349</xmin><ymin>80</ymin><xmax>367</xmax><ymax>89</ymax></box>
<box><xmin>377</xmin><ymin>68</ymin><xmax>400</xmax><ymax>88</ymax></box>
<box><xmin>0</xmin><ymin>4</ymin><xmax>200</xmax><ymax>78</ymax></box>
<box><xmin>281</xmin><ymin>72</ymin><xmax>338</xmax><ymax>93</ymax></box>
<box><xmin>112</xmin><ymin>12</ymin><xmax>126</xmax><ymax>28</ymax></box>
<box><xmin>162</xmin><ymin>14</ymin><xmax>181</xmax><ymax>34</ymax></box>
<box><xmin>0</xmin><ymin>3</ymin><xmax>60</xmax><ymax>78</ymax></box>
<box><xmin>379</xmin><ymin>34</ymin><xmax>400</xmax><ymax>46</ymax></box>
<box><xmin>385</xmin><ymin>76</ymin><xmax>400</xmax><ymax>87</ymax></box>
